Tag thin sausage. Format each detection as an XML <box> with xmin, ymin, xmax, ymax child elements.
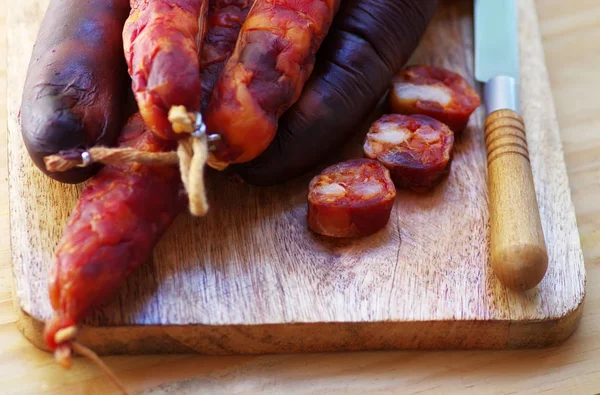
<box><xmin>389</xmin><ymin>65</ymin><xmax>481</xmax><ymax>132</ymax></box>
<box><xmin>205</xmin><ymin>0</ymin><xmax>341</xmax><ymax>168</ymax></box>
<box><xmin>20</xmin><ymin>0</ymin><xmax>131</xmax><ymax>184</ymax></box>
<box><xmin>308</xmin><ymin>158</ymin><xmax>396</xmax><ymax>238</ymax></box>
<box><xmin>43</xmin><ymin>113</ymin><xmax>185</xmax><ymax>351</ymax></box>
<box><xmin>363</xmin><ymin>114</ymin><xmax>454</xmax><ymax>192</ymax></box>
<box><xmin>123</xmin><ymin>0</ymin><xmax>207</xmax><ymax>140</ymax></box>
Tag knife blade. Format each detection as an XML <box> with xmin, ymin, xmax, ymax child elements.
<box><xmin>474</xmin><ymin>0</ymin><xmax>548</xmax><ymax>291</ymax></box>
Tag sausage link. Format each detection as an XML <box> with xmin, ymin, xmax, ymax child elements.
<box><xmin>363</xmin><ymin>114</ymin><xmax>454</xmax><ymax>192</ymax></box>
<box><xmin>43</xmin><ymin>113</ymin><xmax>185</xmax><ymax>351</ymax></box>
<box><xmin>308</xmin><ymin>158</ymin><xmax>396</xmax><ymax>238</ymax></box>
<box><xmin>200</xmin><ymin>0</ymin><xmax>254</xmax><ymax>110</ymax></box>
<box><xmin>20</xmin><ymin>0</ymin><xmax>131</xmax><ymax>184</ymax></box>
<box><xmin>123</xmin><ymin>0</ymin><xmax>207</xmax><ymax>140</ymax></box>
<box><xmin>234</xmin><ymin>0</ymin><xmax>439</xmax><ymax>186</ymax></box>
<box><xmin>205</xmin><ymin>0</ymin><xmax>341</xmax><ymax>167</ymax></box>
<box><xmin>389</xmin><ymin>65</ymin><xmax>481</xmax><ymax>132</ymax></box>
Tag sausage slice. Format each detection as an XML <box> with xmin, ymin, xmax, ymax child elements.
<box><xmin>308</xmin><ymin>158</ymin><xmax>396</xmax><ymax>238</ymax></box>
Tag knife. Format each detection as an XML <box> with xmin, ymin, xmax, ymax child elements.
<box><xmin>474</xmin><ymin>0</ymin><xmax>548</xmax><ymax>291</ymax></box>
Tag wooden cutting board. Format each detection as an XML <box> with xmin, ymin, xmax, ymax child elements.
<box><xmin>7</xmin><ymin>0</ymin><xmax>586</xmax><ymax>355</ymax></box>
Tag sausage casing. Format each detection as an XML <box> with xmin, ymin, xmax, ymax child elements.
<box><xmin>20</xmin><ymin>0</ymin><xmax>131</xmax><ymax>184</ymax></box>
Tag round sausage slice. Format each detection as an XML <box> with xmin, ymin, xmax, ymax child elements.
<box><xmin>307</xmin><ymin>158</ymin><xmax>396</xmax><ymax>238</ymax></box>
<box><xmin>363</xmin><ymin>114</ymin><xmax>454</xmax><ymax>192</ymax></box>
<box><xmin>388</xmin><ymin>65</ymin><xmax>480</xmax><ymax>132</ymax></box>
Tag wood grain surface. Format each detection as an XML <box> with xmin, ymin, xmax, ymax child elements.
<box><xmin>2</xmin><ymin>0</ymin><xmax>600</xmax><ymax>394</ymax></box>
<box><xmin>6</xmin><ymin>0</ymin><xmax>585</xmax><ymax>355</ymax></box>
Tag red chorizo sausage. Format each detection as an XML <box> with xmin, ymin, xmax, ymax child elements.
<box><xmin>200</xmin><ymin>0</ymin><xmax>254</xmax><ymax>110</ymax></box>
<box><xmin>122</xmin><ymin>0</ymin><xmax>207</xmax><ymax>140</ymax></box>
<box><xmin>20</xmin><ymin>0</ymin><xmax>131</xmax><ymax>184</ymax></box>
<box><xmin>205</xmin><ymin>0</ymin><xmax>341</xmax><ymax>168</ymax></box>
<box><xmin>389</xmin><ymin>65</ymin><xmax>481</xmax><ymax>132</ymax></box>
<box><xmin>308</xmin><ymin>158</ymin><xmax>396</xmax><ymax>238</ymax></box>
<box><xmin>233</xmin><ymin>0</ymin><xmax>439</xmax><ymax>186</ymax></box>
<box><xmin>363</xmin><ymin>114</ymin><xmax>454</xmax><ymax>192</ymax></box>
<box><xmin>43</xmin><ymin>113</ymin><xmax>185</xmax><ymax>352</ymax></box>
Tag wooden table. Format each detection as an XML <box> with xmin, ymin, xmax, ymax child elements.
<box><xmin>2</xmin><ymin>1</ymin><xmax>600</xmax><ymax>393</ymax></box>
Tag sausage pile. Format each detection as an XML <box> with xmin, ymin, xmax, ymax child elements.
<box><xmin>17</xmin><ymin>0</ymin><xmax>477</xmax><ymax>388</ymax></box>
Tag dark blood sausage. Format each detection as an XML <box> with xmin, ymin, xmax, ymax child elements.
<box><xmin>205</xmin><ymin>0</ymin><xmax>341</xmax><ymax>168</ymax></box>
<box><xmin>307</xmin><ymin>158</ymin><xmax>396</xmax><ymax>238</ymax></box>
<box><xmin>389</xmin><ymin>65</ymin><xmax>481</xmax><ymax>132</ymax></box>
<box><xmin>43</xmin><ymin>113</ymin><xmax>185</xmax><ymax>352</ymax></box>
<box><xmin>200</xmin><ymin>0</ymin><xmax>254</xmax><ymax>110</ymax></box>
<box><xmin>19</xmin><ymin>0</ymin><xmax>131</xmax><ymax>184</ymax></box>
<box><xmin>234</xmin><ymin>0</ymin><xmax>439</xmax><ymax>186</ymax></box>
<box><xmin>363</xmin><ymin>114</ymin><xmax>454</xmax><ymax>192</ymax></box>
<box><xmin>123</xmin><ymin>0</ymin><xmax>206</xmax><ymax>140</ymax></box>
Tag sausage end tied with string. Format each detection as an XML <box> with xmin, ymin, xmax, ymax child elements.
<box><xmin>43</xmin><ymin>106</ymin><xmax>223</xmax><ymax>217</ymax></box>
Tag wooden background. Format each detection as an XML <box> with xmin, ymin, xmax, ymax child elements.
<box><xmin>2</xmin><ymin>0</ymin><xmax>600</xmax><ymax>393</ymax></box>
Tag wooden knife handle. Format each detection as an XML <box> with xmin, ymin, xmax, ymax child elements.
<box><xmin>484</xmin><ymin>109</ymin><xmax>548</xmax><ymax>291</ymax></box>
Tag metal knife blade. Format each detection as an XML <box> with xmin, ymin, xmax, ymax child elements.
<box><xmin>475</xmin><ymin>0</ymin><xmax>520</xmax><ymax>82</ymax></box>
<box><xmin>474</xmin><ymin>0</ymin><xmax>520</xmax><ymax>114</ymax></box>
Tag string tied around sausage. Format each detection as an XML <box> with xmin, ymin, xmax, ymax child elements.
<box><xmin>43</xmin><ymin>106</ymin><xmax>218</xmax><ymax>217</ymax></box>
<box><xmin>52</xmin><ymin>325</ymin><xmax>130</xmax><ymax>395</ymax></box>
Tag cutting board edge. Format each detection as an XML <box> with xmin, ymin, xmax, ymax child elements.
<box><xmin>16</xmin><ymin>297</ymin><xmax>584</xmax><ymax>355</ymax></box>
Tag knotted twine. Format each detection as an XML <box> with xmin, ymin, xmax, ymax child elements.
<box><xmin>43</xmin><ymin>106</ymin><xmax>214</xmax><ymax>217</ymax></box>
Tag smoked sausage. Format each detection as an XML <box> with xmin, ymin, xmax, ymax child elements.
<box><xmin>205</xmin><ymin>0</ymin><xmax>341</xmax><ymax>168</ymax></box>
<box><xmin>123</xmin><ymin>0</ymin><xmax>207</xmax><ymax>140</ymax></box>
<box><xmin>234</xmin><ymin>0</ymin><xmax>439</xmax><ymax>186</ymax></box>
<box><xmin>307</xmin><ymin>158</ymin><xmax>396</xmax><ymax>238</ymax></box>
<box><xmin>20</xmin><ymin>0</ymin><xmax>131</xmax><ymax>184</ymax></box>
<box><xmin>43</xmin><ymin>113</ymin><xmax>185</xmax><ymax>352</ymax></box>
<box><xmin>200</xmin><ymin>0</ymin><xmax>254</xmax><ymax>110</ymax></box>
<box><xmin>389</xmin><ymin>65</ymin><xmax>481</xmax><ymax>132</ymax></box>
<box><xmin>363</xmin><ymin>114</ymin><xmax>454</xmax><ymax>192</ymax></box>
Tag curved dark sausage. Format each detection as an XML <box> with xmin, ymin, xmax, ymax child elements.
<box><xmin>20</xmin><ymin>0</ymin><xmax>131</xmax><ymax>184</ymax></box>
<box><xmin>234</xmin><ymin>0</ymin><xmax>439</xmax><ymax>186</ymax></box>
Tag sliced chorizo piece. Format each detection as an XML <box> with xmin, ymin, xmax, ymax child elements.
<box><xmin>388</xmin><ymin>65</ymin><xmax>481</xmax><ymax>132</ymax></box>
<box><xmin>123</xmin><ymin>0</ymin><xmax>206</xmax><ymax>140</ymax></box>
<box><xmin>363</xmin><ymin>114</ymin><xmax>454</xmax><ymax>192</ymax></box>
<box><xmin>307</xmin><ymin>158</ymin><xmax>396</xmax><ymax>238</ymax></box>
<box><xmin>205</xmin><ymin>0</ymin><xmax>341</xmax><ymax>168</ymax></box>
<box><xmin>43</xmin><ymin>113</ymin><xmax>185</xmax><ymax>352</ymax></box>
<box><xmin>20</xmin><ymin>0</ymin><xmax>131</xmax><ymax>184</ymax></box>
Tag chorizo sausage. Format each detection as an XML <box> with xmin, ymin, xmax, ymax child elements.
<box><xmin>307</xmin><ymin>158</ymin><xmax>396</xmax><ymax>238</ymax></box>
<box><xmin>43</xmin><ymin>113</ymin><xmax>185</xmax><ymax>352</ymax></box>
<box><xmin>388</xmin><ymin>65</ymin><xmax>481</xmax><ymax>132</ymax></box>
<box><xmin>20</xmin><ymin>0</ymin><xmax>131</xmax><ymax>184</ymax></box>
<box><xmin>200</xmin><ymin>0</ymin><xmax>254</xmax><ymax>110</ymax></box>
<box><xmin>123</xmin><ymin>0</ymin><xmax>207</xmax><ymax>140</ymax></box>
<box><xmin>363</xmin><ymin>114</ymin><xmax>454</xmax><ymax>192</ymax></box>
<box><xmin>205</xmin><ymin>0</ymin><xmax>341</xmax><ymax>168</ymax></box>
<box><xmin>233</xmin><ymin>0</ymin><xmax>439</xmax><ymax>186</ymax></box>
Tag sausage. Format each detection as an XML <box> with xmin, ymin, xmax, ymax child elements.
<box><xmin>363</xmin><ymin>114</ymin><xmax>454</xmax><ymax>192</ymax></box>
<box><xmin>205</xmin><ymin>0</ymin><xmax>341</xmax><ymax>168</ymax></box>
<box><xmin>307</xmin><ymin>158</ymin><xmax>396</xmax><ymax>238</ymax></box>
<box><xmin>388</xmin><ymin>65</ymin><xmax>481</xmax><ymax>132</ymax></box>
<box><xmin>19</xmin><ymin>0</ymin><xmax>131</xmax><ymax>184</ymax></box>
<box><xmin>43</xmin><ymin>113</ymin><xmax>185</xmax><ymax>351</ymax></box>
<box><xmin>200</xmin><ymin>0</ymin><xmax>254</xmax><ymax>110</ymax></box>
<box><xmin>123</xmin><ymin>0</ymin><xmax>207</xmax><ymax>140</ymax></box>
<box><xmin>233</xmin><ymin>0</ymin><xmax>439</xmax><ymax>186</ymax></box>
